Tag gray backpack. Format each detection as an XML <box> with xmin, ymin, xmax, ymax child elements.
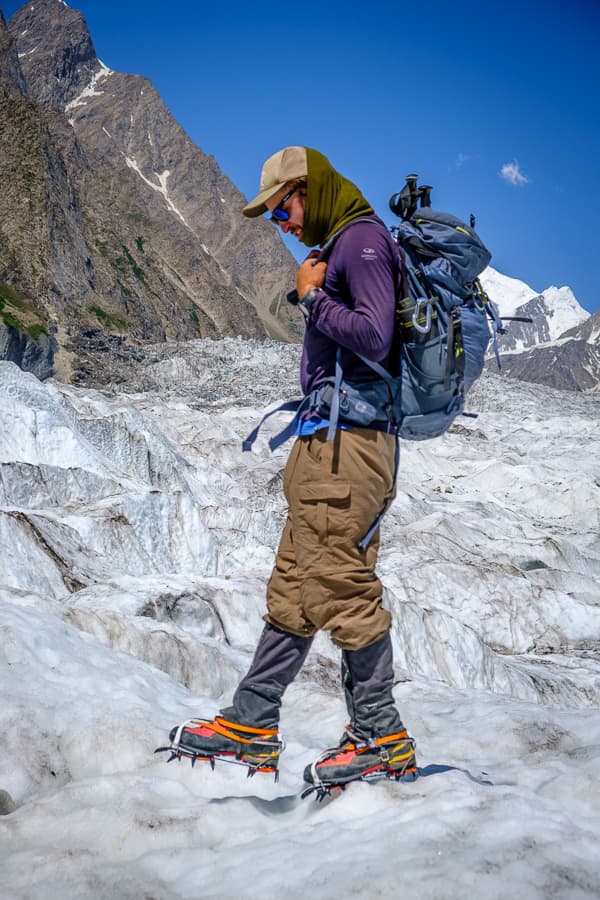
<box><xmin>338</xmin><ymin>203</ymin><xmax>501</xmax><ymax>440</ymax></box>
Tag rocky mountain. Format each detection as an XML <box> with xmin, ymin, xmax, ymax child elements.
<box><xmin>479</xmin><ymin>266</ymin><xmax>597</xmax><ymax>391</ymax></box>
<box><xmin>494</xmin><ymin>308</ymin><xmax>600</xmax><ymax>392</ymax></box>
<box><xmin>0</xmin><ymin>3</ymin><xmax>25</xmax><ymax>89</ymax></box>
<box><xmin>1</xmin><ymin>0</ymin><xmax>594</xmax><ymax>394</ymax></box>
<box><xmin>0</xmin><ymin>1</ymin><xmax>300</xmax><ymax>384</ymax></box>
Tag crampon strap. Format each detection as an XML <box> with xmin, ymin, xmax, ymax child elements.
<box><xmin>155</xmin><ymin>717</ymin><xmax>285</xmax><ymax>780</ymax></box>
<box><xmin>304</xmin><ymin>728</ymin><xmax>416</xmax><ymax>797</ymax></box>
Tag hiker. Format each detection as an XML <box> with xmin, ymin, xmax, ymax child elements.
<box><xmin>168</xmin><ymin>147</ymin><xmax>416</xmax><ymax>791</ymax></box>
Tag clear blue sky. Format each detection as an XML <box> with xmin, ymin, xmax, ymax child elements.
<box><xmin>3</xmin><ymin>0</ymin><xmax>599</xmax><ymax>312</ymax></box>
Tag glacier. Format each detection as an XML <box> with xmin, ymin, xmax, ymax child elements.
<box><xmin>1</xmin><ymin>339</ymin><xmax>600</xmax><ymax>899</ymax></box>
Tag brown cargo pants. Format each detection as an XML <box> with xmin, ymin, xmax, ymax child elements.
<box><xmin>265</xmin><ymin>426</ymin><xmax>397</xmax><ymax>651</ymax></box>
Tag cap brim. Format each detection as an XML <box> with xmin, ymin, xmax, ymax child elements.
<box><xmin>242</xmin><ymin>183</ymin><xmax>288</xmax><ymax>218</ymax></box>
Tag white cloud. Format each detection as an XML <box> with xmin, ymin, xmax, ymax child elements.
<box><xmin>499</xmin><ymin>159</ymin><xmax>530</xmax><ymax>186</ymax></box>
<box><xmin>455</xmin><ymin>152</ymin><xmax>471</xmax><ymax>168</ymax></box>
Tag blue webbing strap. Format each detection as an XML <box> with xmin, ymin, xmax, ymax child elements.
<box><xmin>268</xmin><ymin>395</ymin><xmax>316</xmax><ymax>451</ymax></box>
<box><xmin>242</xmin><ymin>398</ymin><xmax>306</xmax><ymax>452</ymax></box>
<box><xmin>326</xmin><ymin>348</ymin><xmax>344</xmax><ymax>442</ymax></box>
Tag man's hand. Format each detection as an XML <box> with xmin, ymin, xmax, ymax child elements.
<box><xmin>297</xmin><ymin>251</ymin><xmax>327</xmax><ymax>299</ymax></box>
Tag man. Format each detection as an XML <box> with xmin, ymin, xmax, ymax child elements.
<box><xmin>167</xmin><ymin>147</ymin><xmax>416</xmax><ymax>791</ymax></box>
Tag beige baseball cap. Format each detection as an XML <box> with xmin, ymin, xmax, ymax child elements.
<box><xmin>242</xmin><ymin>146</ymin><xmax>307</xmax><ymax>218</ymax></box>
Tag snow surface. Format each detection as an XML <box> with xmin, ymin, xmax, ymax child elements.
<box><xmin>1</xmin><ymin>342</ymin><xmax>600</xmax><ymax>899</ymax></box>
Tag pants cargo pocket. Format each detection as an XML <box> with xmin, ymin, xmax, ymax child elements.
<box><xmin>294</xmin><ymin>481</ymin><xmax>351</xmax><ymax>570</ymax></box>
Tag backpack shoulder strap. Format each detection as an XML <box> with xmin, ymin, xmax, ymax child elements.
<box><xmin>318</xmin><ymin>216</ymin><xmax>408</xmax><ymax>304</ymax></box>
<box><xmin>317</xmin><ymin>216</ymin><xmax>384</xmax><ymax>262</ymax></box>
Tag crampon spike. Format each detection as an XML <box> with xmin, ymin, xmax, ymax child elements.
<box><xmin>301</xmin><ymin>783</ymin><xmax>345</xmax><ymax>802</ymax></box>
<box><xmin>155</xmin><ymin>745</ymin><xmax>181</xmax><ymax>762</ymax></box>
<box><xmin>301</xmin><ymin>763</ymin><xmax>419</xmax><ymax>800</ymax></box>
<box><xmin>156</xmin><ymin>740</ymin><xmax>280</xmax><ymax>779</ymax></box>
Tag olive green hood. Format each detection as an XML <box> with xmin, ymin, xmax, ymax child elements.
<box><xmin>302</xmin><ymin>148</ymin><xmax>374</xmax><ymax>248</ymax></box>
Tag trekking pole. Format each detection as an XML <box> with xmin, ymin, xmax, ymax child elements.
<box><xmin>501</xmin><ymin>316</ymin><xmax>534</xmax><ymax>323</ymax></box>
<box><xmin>419</xmin><ymin>185</ymin><xmax>432</xmax><ymax>208</ymax></box>
<box><xmin>406</xmin><ymin>174</ymin><xmax>418</xmax><ymax>217</ymax></box>
<box><xmin>389</xmin><ymin>174</ymin><xmax>420</xmax><ymax>220</ymax></box>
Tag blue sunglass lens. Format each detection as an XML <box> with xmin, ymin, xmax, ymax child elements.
<box><xmin>269</xmin><ymin>188</ymin><xmax>296</xmax><ymax>223</ymax></box>
<box><xmin>271</xmin><ymin>206</ymin><xmax>290</xmax><ymax>223</ymax></box>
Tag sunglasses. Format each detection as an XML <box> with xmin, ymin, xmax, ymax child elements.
<box><xmin>270</xmin><ymin>188</ymin><xmax>297</xmax><ymax>224</ymax></box>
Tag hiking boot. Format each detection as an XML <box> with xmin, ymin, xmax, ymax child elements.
<box><xmin>304</xmin><ymin>727</ymin><xmax>417</xmax><ymax>789</ymax></box>
<box><xmin>168</xmin><ymin>716</ymin><xmax>283</xmax><ymax>772</ymax></box>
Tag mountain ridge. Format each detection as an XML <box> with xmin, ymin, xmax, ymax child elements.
<box><xmin>495</xmin><ymin>308</ymin><xmax>600</xmax><ymax>393</ymax></box>
<box><xmin>481</xmin><ymin>266</ymin><xmax>589</xmax><ymax>353</ymax></box>
<box><xmin>1</xmin><ymin>0</ymin><xmax>301</xmax><ymax>383</ymax></box>
<box><xmin>1</xmin><ymin>0</ymin><xmax>595</xmax><ymax>393</ymax></box>
<box><xmin>480</xmin><ymin>266</ymin><xmax>597</xmax><ymax>391</ymax></box>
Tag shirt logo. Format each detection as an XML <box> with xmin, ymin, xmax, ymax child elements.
<box><xmin>361</xmin><ymin>247</ymin><xmax>377</xmax><ymax>260</ymax></box>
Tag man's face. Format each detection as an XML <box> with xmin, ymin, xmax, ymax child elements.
<box><xmin>266</xmin><ymin>186</ymin><xmax>306</xmax><ymax>242</ymax></box>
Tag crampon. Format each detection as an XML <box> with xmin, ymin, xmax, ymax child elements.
<box><xmin>301</xmin><ymin>728</ymin><xmax>417</xmax><ymax>801</ymax></box>
<box><xmin>154</xmin><ymin>716</ymin><xmax>285</xmax><ymax>781</ymax></box>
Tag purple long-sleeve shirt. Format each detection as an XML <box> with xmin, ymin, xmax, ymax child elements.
<box><xmin>300</xmin><ymin>217</ymin><xmax>401</xmax><ymax>395</ymax></box>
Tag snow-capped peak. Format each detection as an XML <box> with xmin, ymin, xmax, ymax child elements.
<box><xmin>541</xmin><ymin>284</ymin><xmax>588</xmax><ymax>335</ymax></box>
<box><xmin>479</xmin><ymin>266</ymin><xmax>538</xmax><ymax>317</ymax></box>
<box><xmin>481</xmin><ymin>266</ymin><xmax>589</xmax><ymax>347</ymax></box>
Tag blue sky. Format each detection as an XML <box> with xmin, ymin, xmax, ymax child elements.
<box><xmin>3</xmin><ymin>0</ymin><xmax>599</xmax><ymax>312</ymax></box>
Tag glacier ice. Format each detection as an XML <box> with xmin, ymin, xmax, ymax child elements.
<box><xmin>0</xmin><ymin>343</ymin><xmax>599</xmax><ymax>899</ymax></box>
